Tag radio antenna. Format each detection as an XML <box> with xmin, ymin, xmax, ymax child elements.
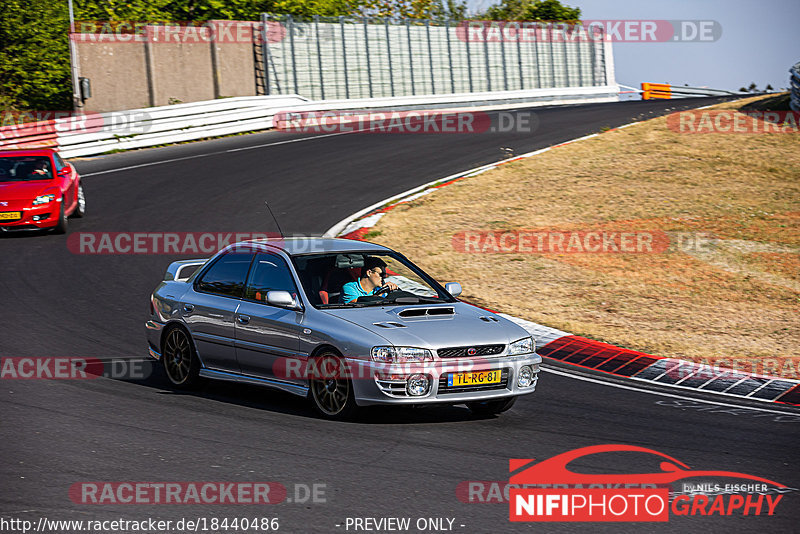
<box><xmin>264</xmin><ymin>200</ymin><xmax>285</xmax><ymax>238</ymax></box>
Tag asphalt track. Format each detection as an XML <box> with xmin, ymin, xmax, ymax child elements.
<box><xmin>2</xmin><ymin>97</ymin><xmax>798</xmax><ymax>533</ymax></box>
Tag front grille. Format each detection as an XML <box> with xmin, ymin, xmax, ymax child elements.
<box><xmin>438</xmin><ymin>368</ymin><xmax>510</xmax><ymax>394</ymax></box>
<box><xmin>437</xmin><ymin>344</ymin><xmax>504</xmax><ymax>358</ymax></box>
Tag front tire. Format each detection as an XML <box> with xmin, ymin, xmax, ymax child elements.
<box><xmin>162</xmin><ymin>326</ymin><xmax>201</xmax><ymax>388</ymax></box>
<box><xmin>309</xmin><ymin>352</ymin><xmax>358</xmax><ymax>420</ymax></box>
<box><xmin>72</xmin><ymin>184</ymin><xmax>86</xmax><ymax>218</ymax></box>
<box><xmin>466</xmin><ymin>396</ymin><xmax>517</xmax><ymax>416</ymax></box>
<box><xmin>52</xmin><ymin>199</ymin><xmax>68</xmax><ymax>234</ymax></box>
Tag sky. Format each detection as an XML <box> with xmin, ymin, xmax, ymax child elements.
<box><xmin>467</xmin><ymin>0</ymin><xmax>800</xmax><ymax>92</ymax></box>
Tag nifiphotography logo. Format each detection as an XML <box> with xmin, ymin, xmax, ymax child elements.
<box><xmin>508</xmin><ymin>444</ymin><xmax>790</xmax><ymax>522</ymax></box>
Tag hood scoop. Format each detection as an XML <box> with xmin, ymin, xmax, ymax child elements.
<box><xmin>396</xmin><ymin>306</ymin><xmax>455</xmax><ymax>318</ymax></box>
<box><xmin>373</xmin><ymin>322</ymin><xmax>408</xmax><ymax>329</ymax></box>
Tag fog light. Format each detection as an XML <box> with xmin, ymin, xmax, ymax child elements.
<box><xmin>32</xmin><ymin>214</ymin><xmax>49</xmax><ymax>221</ymax></box>
<box><xmin>517</xmin><ymin>366</ymin><xmax>533</xmax><ymax>387</ymax></box>
<box><xmin>406</xmin><ymin>374</ymin><xmax>430</xmax><ymax>396</ymax></box>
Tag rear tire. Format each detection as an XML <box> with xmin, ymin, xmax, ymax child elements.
<box><xmin>309</xmin><ymin>351</ymin><xmax>358</xmax><ymax>420</ymax></box>
<box><xmin>162</xmin><ymin>326</ymin><xmax>201</xmax><ymax>389</ymax></box>
<box><xmin>466</xmin><ymin>396</ymin><xmax>517</xmax><ymax>416</ymax></box>
<box><xmin>52</xmin><ymin>200</ymin><xmax>68</xmax><ymax>234</ymax></box>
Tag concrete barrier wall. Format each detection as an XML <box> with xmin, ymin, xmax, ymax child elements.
<box><xmin>74</xmin><ymin>21</ymin><xmax>259</xmax><ymax>112</ymax></box>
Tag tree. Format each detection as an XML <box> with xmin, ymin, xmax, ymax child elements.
<box><xmin>0</xmin><ymin>0</ymin><xmax>72</xmax><ymax>111</ymax></box>
<box><xmin>2</xmin><ymin>0</ymin><xmax>467</xmax><ymax>112</ymax></box>
<box><xmin>484</xmin><ymin>0</ymin><xmax>581</xmax><ymax>21</ymax></box>
<box><xmin>747</xmin><ymin>82</ymin><xmax>757</xmax><ymax>92</ymax></box>
<box><xmin>765</xmin><ymin>83</ymin><xmax>774</xmax><ymax>92</ymax></box>
<box><xmin>360</xmin><ymin>0</ymin><xmax>467</xmax><ymax>20</ymax></box>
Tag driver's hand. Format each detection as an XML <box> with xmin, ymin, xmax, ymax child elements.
<box><xmin>385</xmin><ymin>281</ymin><xmax>399</xmax><ymax>291</ymax></box>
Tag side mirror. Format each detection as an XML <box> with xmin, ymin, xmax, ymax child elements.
<box><xmin>444</xmin><ymin>282</ymin><xmax>462</xmax><ymax>297</ymax></box>
<box><xmin>57</xmin><ymin>167</ymin><xmax>69</xmax><ymax>176</ymax></box>
<box><xmin>267</xmin><ymin>290</ymin><xmax>299</xmax><ymax>309</ymax></box>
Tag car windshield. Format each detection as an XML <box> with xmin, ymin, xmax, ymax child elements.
<box><xmin>291</xmin><ymin>251</ymin><xmax>456</xmax><ymax>308</ymax></box>
<box><xmin>0</xmin><ymin>156</ymin><xmax>53</xmax><ymax>182</ymax></box>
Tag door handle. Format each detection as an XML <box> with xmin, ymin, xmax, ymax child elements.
<box><xmin>183</xmin><ymin>303</ymin><xmax>194</xmax><ymax>313</ymax></box>
<box><xmin>237</xmin><ymin>315</ymin><xmax>251</xmax><ymax>325</ymax></box>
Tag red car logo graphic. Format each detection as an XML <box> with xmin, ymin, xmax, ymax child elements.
<box><xmin>510</xmin><ymin>444</ymin><xmax>786</xmax><ymax>487</ymax></box>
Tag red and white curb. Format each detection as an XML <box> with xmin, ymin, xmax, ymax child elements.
<box><xmin>323</xmin><ymin>125</ymin><xmax>800</xmax><ymax>407</ymax></box>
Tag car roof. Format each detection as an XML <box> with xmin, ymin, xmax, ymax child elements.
<box><xmin>241</xmin><ymin>237</ymin><xmax>392</xmax><ymax>256</ymax></box>
<box><xmin>0</xmin><ymin>148</ymin><xmax>57</xmax><ymax>157</ymax></box>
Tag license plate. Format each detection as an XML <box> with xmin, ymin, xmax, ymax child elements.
<box><xmin>0</xmin><ymin>211</ymin><xmax>21</xmax><ymax>221</ymax></box>
<box><xmin>448</xmin><ymin>370</ymin><xmax>501</xmax><ymax>387</ymax></box>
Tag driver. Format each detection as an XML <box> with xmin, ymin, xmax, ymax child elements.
<box><xmin>341</xmin><ymin>256</ymin><xmax>399</xmax><ymax>304</ymax></box>
<box><xmin>30</xmin><ymin>159</ymin><xmax>50</xmax><ymax>177</ymax></box>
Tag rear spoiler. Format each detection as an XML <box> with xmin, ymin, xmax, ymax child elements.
<box><xmin>163</xmin><ymin>259</ymin><xmax>208</xmax><ymax>282</ymax></box>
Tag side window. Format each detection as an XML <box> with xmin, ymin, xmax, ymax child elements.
<box><xmin>196</xmin><ymin>252</ymin><xmax>254</xmax><ymax>298</ymax></box>
<box><xmin>53</xmin><ymin>153</ymin><xmax>66</xmax><ymax>172</ymax></box>
<box><xmin>245</xmin><ymin>253</ymin><xmax>298</xmax><ymax>303</ymax></box>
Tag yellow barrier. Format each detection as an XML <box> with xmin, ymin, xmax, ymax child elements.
<box><xmin>641</xmin><ymin>82</ymin><xmax>672</xmax><ymax>100</ymax></box>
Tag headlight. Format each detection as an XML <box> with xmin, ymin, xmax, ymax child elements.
<box><xmin>32</xmin><ymin>194</ymin><xmax>56</xmax><ymax>206</ymax></box>
<box><xmin>508</xmin><ymin>337</ymin><xmax>535</xmax><ymax>355</ymax></box>
<box><xmin>371</xmin><ymin>346</ymin><xmax>433</xmax><ymax>363</ymax></box>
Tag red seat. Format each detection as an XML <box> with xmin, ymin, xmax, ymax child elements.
<box><xmin>319</xmin><ymin>267</ymin><xmax>360</xmax><ymax>304</ymax></box>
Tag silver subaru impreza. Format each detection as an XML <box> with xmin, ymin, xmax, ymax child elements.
<box><xmin>145</xmin><ymin>238</ymin><xmax>540</xmax><ymax>419</ymax></box>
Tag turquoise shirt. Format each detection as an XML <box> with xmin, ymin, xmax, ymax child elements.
<box><xmin>341</xmin><ymin>280</ymin><xmax>382</xmax><ymax>304</ymax></box>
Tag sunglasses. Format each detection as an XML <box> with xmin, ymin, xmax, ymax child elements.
<box><xmin>372</xmin><ymin>269</ymin><xmax>387</xmax><ymax>278</ymax></box>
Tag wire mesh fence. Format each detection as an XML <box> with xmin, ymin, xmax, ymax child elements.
<box><xmin>259</xmin><ymin>15</ymin><xmax>610</xmax><ymax>100</ymax></box>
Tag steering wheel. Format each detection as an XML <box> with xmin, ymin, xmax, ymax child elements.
<box><xmin>373</xmin><ymin>285</ymin><xmax>394</xmax><ymax>296</ymax></box>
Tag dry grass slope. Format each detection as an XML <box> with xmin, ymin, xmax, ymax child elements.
<box><xmin>369</xmin><ymin>95</ymin><xmax>800</xmax><ymax>376</ymax></box>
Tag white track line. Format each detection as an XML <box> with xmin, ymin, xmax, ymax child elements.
<box><xmin>80</xmin><ymin>129</ymin><xmax>367</xmax><ymax>177</ymax></box>
<box><xmin>542</xmin><ymin>367</ymin><xmax>798</xmax><ymax>416</ymax></box>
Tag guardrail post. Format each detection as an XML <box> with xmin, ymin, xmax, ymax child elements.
<box><xmin>364</xmin><ymin>17</ymin><xmax>373</xmax><ymax>98</ymax></box>
<box><xmin>500</xmin><ymin>25</ymin><xmax>508</xmax><ymax>91</ymax></box>
<box><xmin>260</xmin><ymin>14</ymin><xmax>271</xmax><ymax>95</ymax></box>
<box><xmin>426</xmin><ymin>20</ymin><xmax>435</xmax><ymax>94</ymax></box>
<box><xmin>385</xmin><ymin>19</ymin><xmax>395</xmax><ymax>97</ymax></box>
<box><xmin>445</xmin><ymin>19</ymin><xmax>455</xmax><ymax>93</ymax></box>
<box><xmin>548</xmin><ymin>23</ymin><xmax>556</xmax><ymax>87</ymax></box>
<box><xmin>314</xmin><ymin>16</ymin><xmax>325</xmax><ymax>99</ymax></box>
<box><xmin>531</xmin><ymin>23</ymin><xmax>541</xmax><ymax>88</ymax></box>
<box><xmin>465</xmin><ymin>24</ymin><xmax>473</xmax><ymax>92</ymax></box>
<box><xmin>561</xmin><ymin>24</ymin><xmax>570</xmax><ymax>87</ymax></box>
<box><xmin>515</xmin><ymin>22</ymin><xmax>523</xmax><ymax>90</ymax></box>
<box><xmin>340</xmin><ymin>16</ymin><xmax>350</xmax><ymax>99</ymax></box>
<box><xmin>287</xmin><ymin>16</ymin><xmax>299</xmax><ymax>94</ymax></box>
<box><xmin>406</xmin><ymin>19</ymin><xmax>415</xmax><ymax>95</ymax></box>
<box><xmin>483</xmin><ymin>24</ymin><xmax>492</xmax><ymax>91</ymax></box>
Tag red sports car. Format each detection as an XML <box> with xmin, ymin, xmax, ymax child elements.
<box><xmin>0</xmin><ymin>148</ymin><xmax>85</xmax><ymax>233</ymax></box>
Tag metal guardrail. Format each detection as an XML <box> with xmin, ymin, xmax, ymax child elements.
<box><xmin>641</xmin><ymin>82</ymin><xmax>747</xmax><ymax>100</ymax></box>
<box><xmin>791</xmin><ymin>62</ymin><xmax>800</xmax><ymax>112</ymax></box>
<box><xmin>0</xmin><ymin>86</ymin><xmax>619</xmax><ymax>158</ymax></box>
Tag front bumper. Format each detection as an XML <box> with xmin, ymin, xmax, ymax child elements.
<box><xmin>349</xmin><ymin>353</ymin><xmax>542</xmax><ymax>406</ymax></box>
<box><xmin>0</xmin><ymin>201</ymin><xmax>61</xmax><ymax>230</ymax></box>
